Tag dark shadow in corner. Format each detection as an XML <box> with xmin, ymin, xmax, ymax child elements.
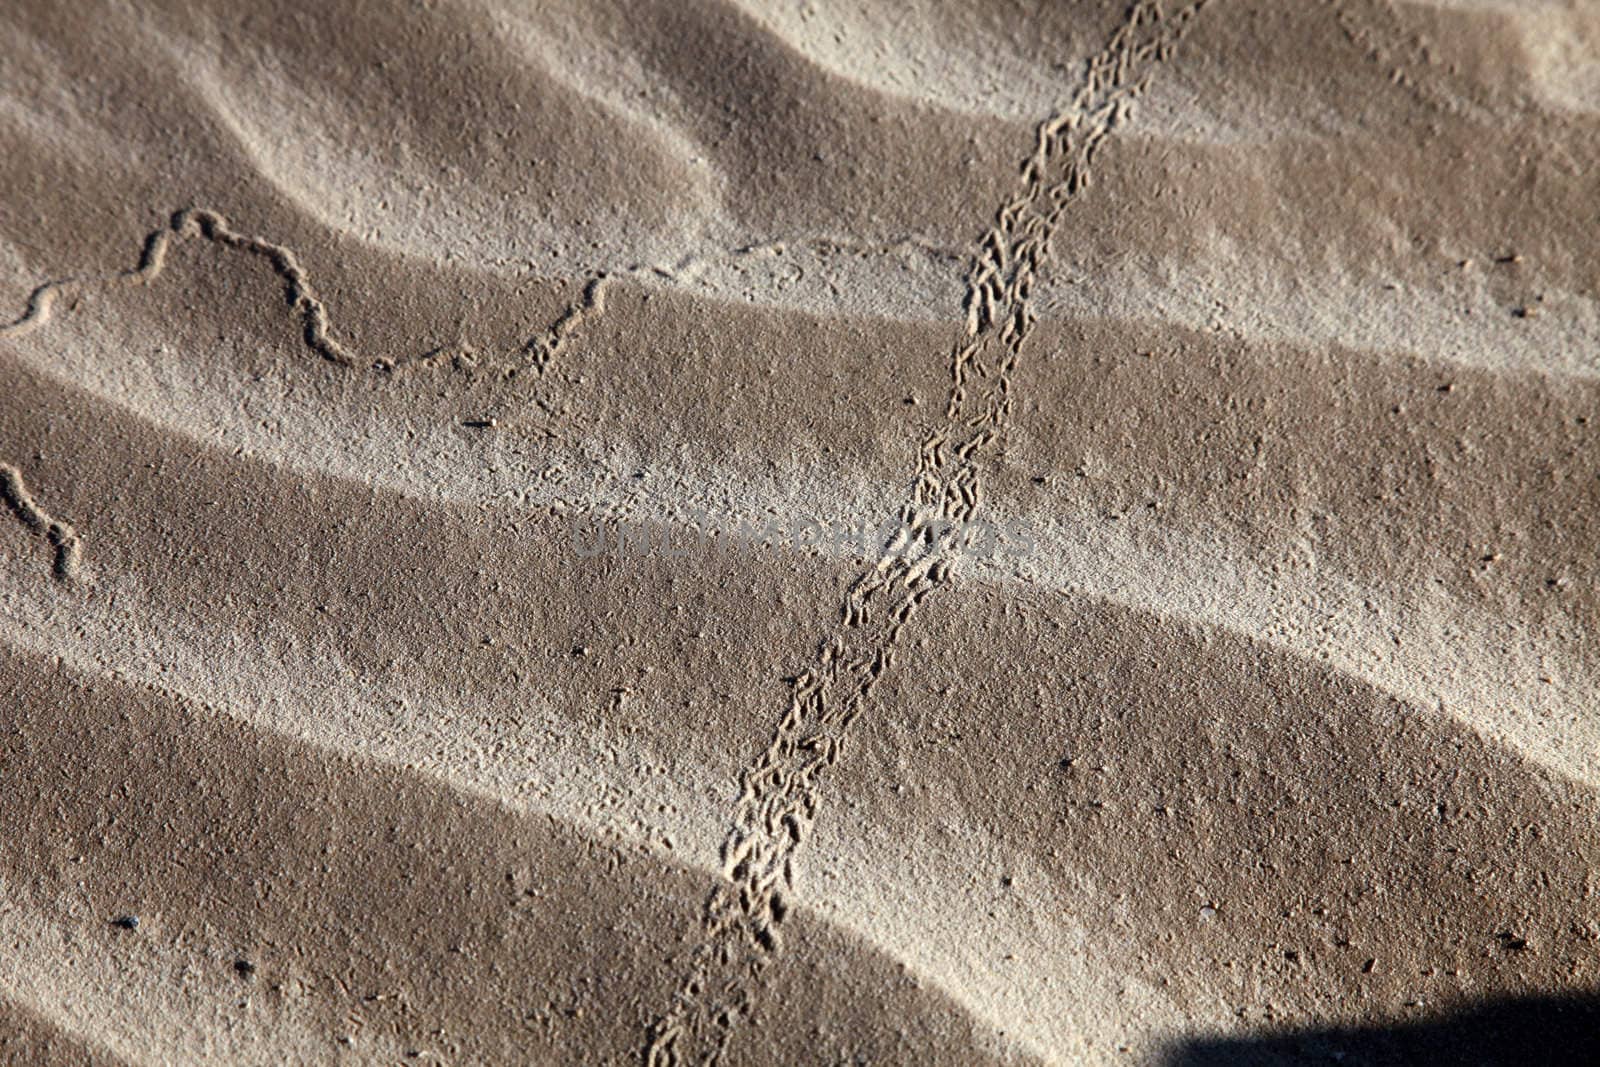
<box><xmin>1164</xmin><ymin>991</ymin><xmax>1600</xmax><ymax>1067</ymax></box>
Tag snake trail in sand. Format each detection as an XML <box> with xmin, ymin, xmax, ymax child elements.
<box><xmin>0</xmin><ymin>464</ymin><xmax>82</xmax><ymax>583</ymax></box>
<box><xmin>1</xmin><ymin>207</ymin><xmax>608</xmax><ymax>372</ymax></box>
<box><xmin>643</xmin><ymin>2</ymin><xmax>1213</xmax><ymax>1063</ymax></box>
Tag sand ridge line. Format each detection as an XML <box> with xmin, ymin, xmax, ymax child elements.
<box><xmin>644</xmin><ymin>2</ymin><xmax>1211</xmax><ymax>1063</ymax></box>
<box><xmin>0</xmin><ymin>464</ymin><xmax>82</xmax><ymax>583</ymax></box>
<box><xmin>0</xmin><ymin>208</ymin><xmax>606</xmax><ymax>374</ymax></box>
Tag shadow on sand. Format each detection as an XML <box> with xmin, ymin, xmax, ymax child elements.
<box><xmin>1165</xmin><ymin>991</ymin><xmax>1600</xmax><ymax>1066</ymax></box>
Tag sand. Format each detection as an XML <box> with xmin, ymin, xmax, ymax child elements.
<box><xmin>2</xmin><ymin>0</ymin><xmax>1598</xmax><ymax>1063</ymax></box>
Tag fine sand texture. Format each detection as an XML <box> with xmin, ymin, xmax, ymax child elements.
<box><xmin>3</xmin><ymin>0</ymin><xmax>1599</xmax><ymax>1063</ymax></box>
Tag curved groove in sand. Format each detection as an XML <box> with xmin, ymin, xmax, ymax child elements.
<box><xmin>0</xmin><ymin>206</ymin><xmax>614</xmax><ymax>376</ymax></box>
<box><xmin>1</xmin><ymin>208</ymin><xmax>355</xmax><ymax>363</ymax></box>
<box><xmin>0</xmin><ymin>463</ymin><xmax>82</xmax><ymax>582</ymax></box>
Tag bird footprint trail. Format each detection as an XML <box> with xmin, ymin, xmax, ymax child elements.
<box><xmin>0</xmin><ymin>208</ymin><xmax>605</xmax><ymax>372</ymax></box>
<box><xmin>644</xmin><ymin>2</ymin><xmax>1211</xmax><ymax>1063</ymax></box>
<box><xmin>0</xmin><ymin>464</ymin><xmax>82</xmax><ymax>583</ymax></box>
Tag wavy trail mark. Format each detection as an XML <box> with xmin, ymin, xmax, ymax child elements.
<box><xmin>2</xmin><ymin>208</ymin><xmax>609</xmax><ymax>587</ymax></box>
<box><xmin>0</xmin><ymin>464</ymin><xmax>82</xmax><ymax>583</ymax></box>
<box><xmin>1</xmin><ymin>208</ymin><xmax>605</xmax><ymax>373</ymax></box>
<box><xmin>644</xmin><ymin>2</ymin><xmax>1212</xmax><ymax>1063</ymax></box>
<box><xmin>526</xmin><ymin>274</ymin><xmax>608</xmax><ymax>374</ymax></box>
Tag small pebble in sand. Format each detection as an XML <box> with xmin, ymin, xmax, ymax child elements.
<box><xmin>110</xmin><ymin>915</ymin><xmax>139</xmax><ymax>931</ymax></box>
<box><xmin>234</xmin><ymin>959</ymin><xmax>256</xmax><ymax>979</ymax></box>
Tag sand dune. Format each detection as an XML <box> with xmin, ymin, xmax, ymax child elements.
<box><xmin>4</xmin><ymin>0</ymin><xmax>1598</xmax><ymax>1063</ymax></box>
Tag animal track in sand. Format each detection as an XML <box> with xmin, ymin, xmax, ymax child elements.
<box><xmin>644</xmin><ymin>1</ymin><xmax>1212</xmax><ymax>1063</ymax></box>
<box><xmin>3</xmin><ymin>206</ymin><xmax>965</xmax><ymax>377</ymax></box>
<box><xmin>2</xmin><ymin>3</ymin><xmax>1209</xmax><ymax>1059</ymax></box>
<box><xmin>1</xmin><ymin>207</ymin><xmax>616</xmax><ymax>579</ymax></box>
<box><xmin>0</xmin><ymin>207</ymin><xmax>607</xmax><ymax>374</ymax></box>
<box><xmin>0</xmin><ymin>200</ymin><xmax>963</xmax><ymax>611</ymax></box>
<box><xmin>0</xmin><ymin>464</ymin><xmax>82</xmax><ymax>583</ymax></box>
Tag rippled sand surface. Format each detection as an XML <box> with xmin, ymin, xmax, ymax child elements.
<box><xmin>3</xmin><ymin>1</ymin><xmax>1598</xmax><ymax>1063</ymax></box>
